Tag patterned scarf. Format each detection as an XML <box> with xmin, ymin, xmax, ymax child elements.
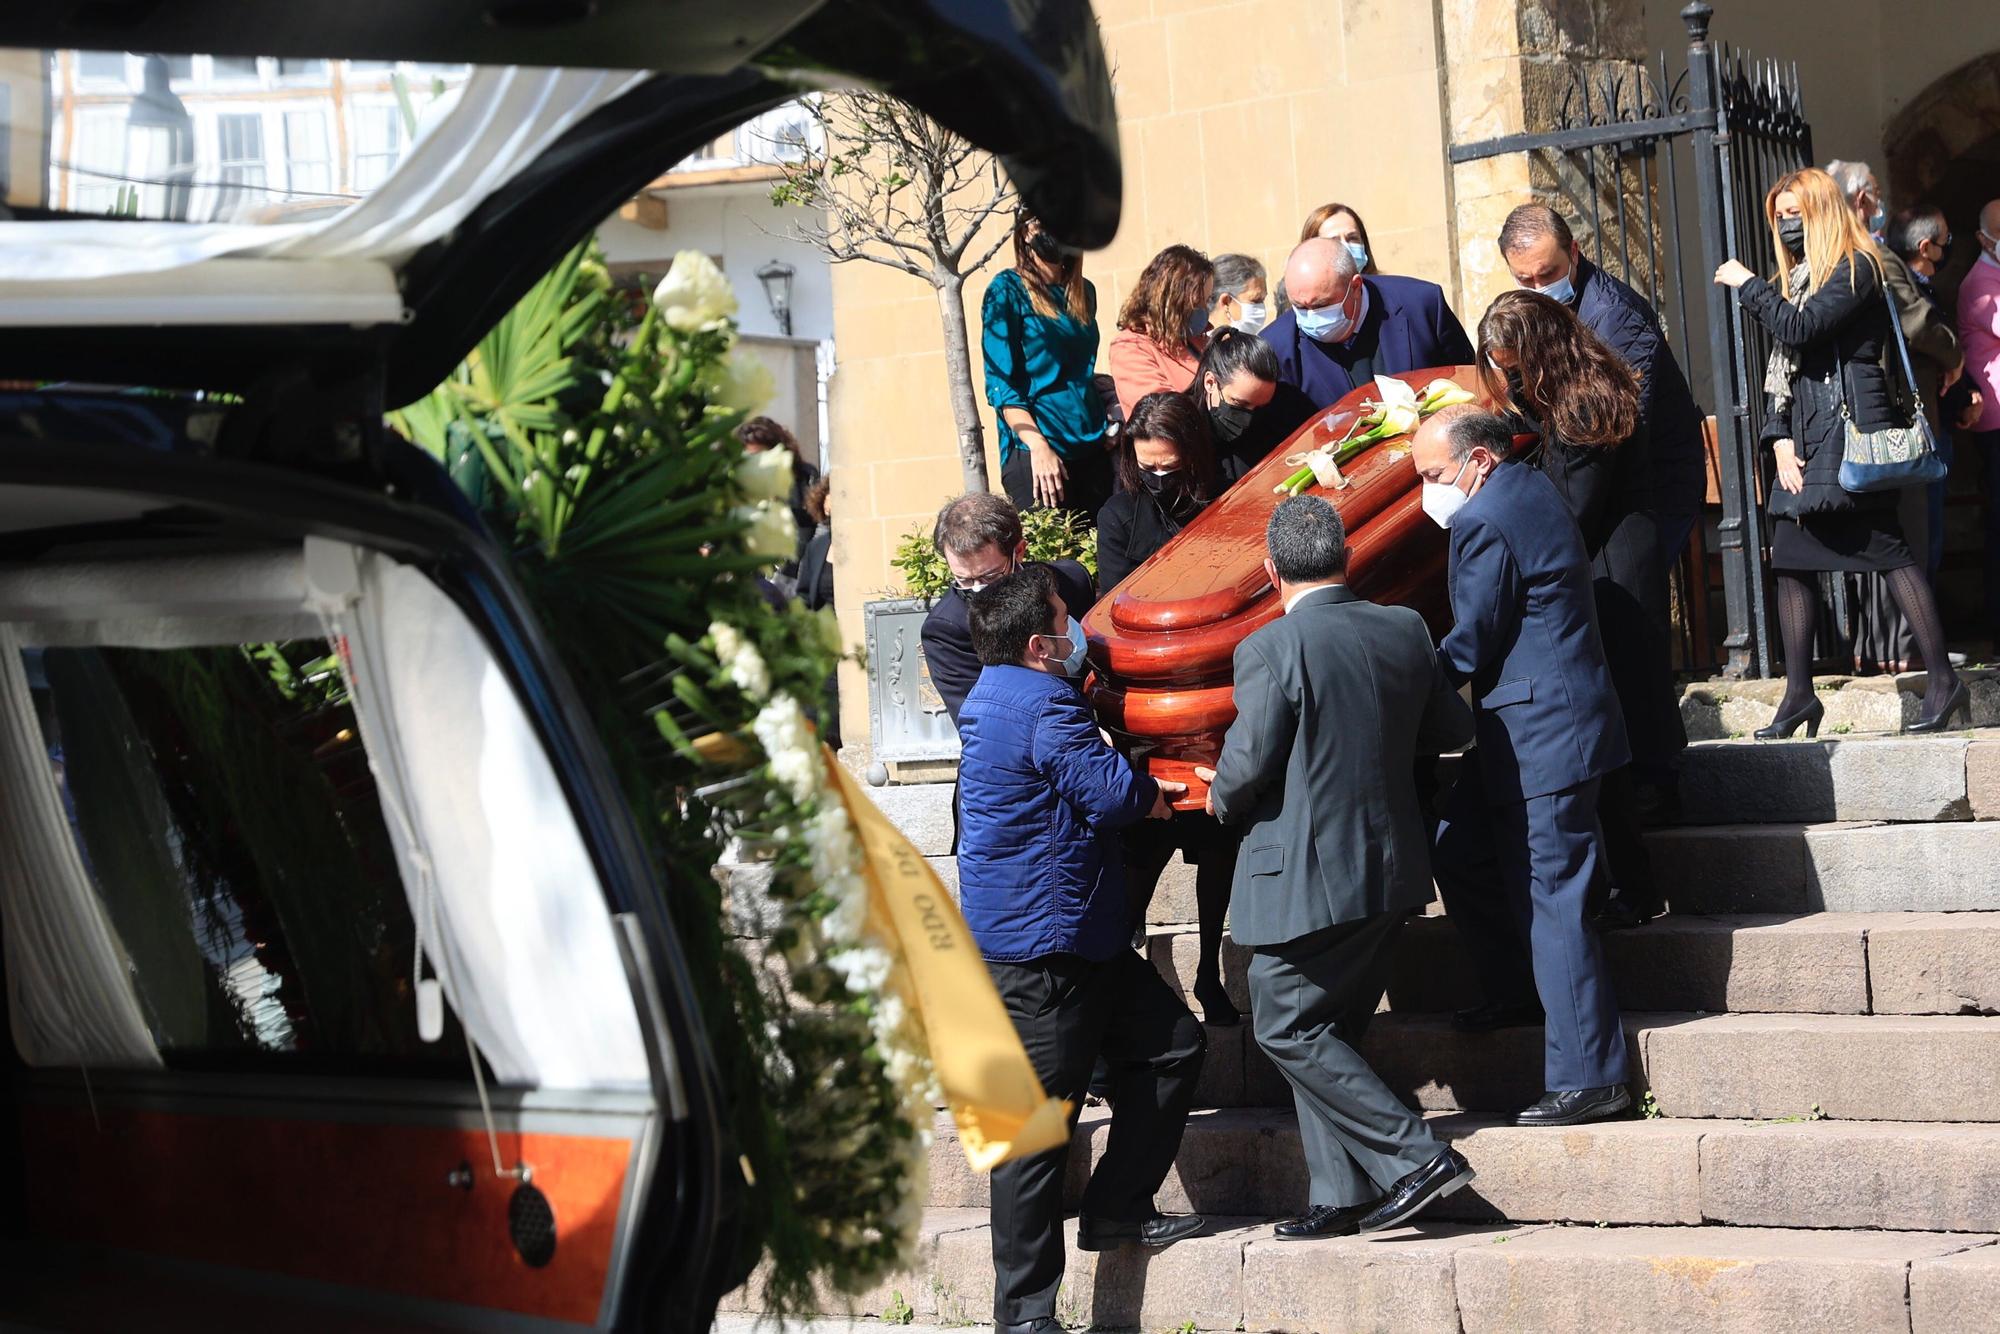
<box><xmin>1762</xmin><ymin>262</ymin><xmax>1813</xmax><ymax>412</ymax></box>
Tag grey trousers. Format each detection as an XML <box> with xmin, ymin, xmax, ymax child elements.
<box><xmin>1248</xmin><ymin>912</ymin><xmax>1442</xmax><ymax>1207</ymax></box>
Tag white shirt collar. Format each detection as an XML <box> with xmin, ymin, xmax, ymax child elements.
<box><xmin>1283</xmin><ymin>582</ymin><xmax>1345</xmax><ymax>613</ymax></box>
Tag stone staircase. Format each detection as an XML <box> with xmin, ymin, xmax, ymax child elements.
<box><xmin>726</xmin><ymin>726</ymin><xmax>2000</xmax><ymax>1333</ymax></box>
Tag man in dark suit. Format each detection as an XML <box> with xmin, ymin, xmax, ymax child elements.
<box><xmin>1192</xmin><ymin>496</ymin><xmax>1477</xmax><ymax>1239</ymax></box>
<box><xmin>919</xmin><ymin>492</ymin><xmax>1095</xmax><ymax>727</ymax></box>
<box><xmin>1411</xmin><ymin>406</ymin><xmax>1633</xmax><ymax>1128</ymax></box>
<box><xmin>1258</xmin><ymin>237</ymin><xmax>1475</xmax><ymax>416</ymax></box>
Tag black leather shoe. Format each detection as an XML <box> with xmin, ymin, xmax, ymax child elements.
<box><xmin>1356</xmin><ymin>1149</ymin><xmax>1475</xmax><ymax>1233</ymax></box>
<box><xmin>1451</xmin><ymin>1001</ymin><xmax>1545</xmax><ymax>1033</ymax></box>
<box><xmin>1192</xmin><ymin>976</ymin><xmax>1242</xmax><ymax>1028</ymax></box>
<box><xmin>1755</xmin><ymin>697</ymin><xmax>1824</xmax><ymax>740</ymax></box>
<box><xmin>1592</xmin><ymin>897</ymin><xmax>1660</xmax><ymax>932</ymax></box>
<box><xmin>1273</xmin><ymin>1200</ymin><xmax>1377</xmax><ymax>1240</ymax></box>
<box><xmin>1907</xmin><ymin>680</ymin><xmax>1971</xmax><ymax>734</ymax></box>
<box><xmin>1076</xmin><ymin>1211</ymin><xmax>1205</xmax><ymax>1251</ymax></box>
<box><xmin>994</xmin><ymin>1319</ymin><xmax>1064</xmax><ymax>1334</ymax></box>
<box><xmin>1515</xmin><ymin>1085</ymin><xmax>1633</xmax><ymax>1127</ymax></box>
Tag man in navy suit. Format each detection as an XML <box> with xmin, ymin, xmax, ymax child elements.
<box><xmin>1410</xmin><ymin>406</ymin><xmax>1633</xmax><ymax>1128</ymax></box>
<box><xmin>1259</xmin><ymin>238</ymin><xmax>1475</xmax><ymax>415</ymax></box>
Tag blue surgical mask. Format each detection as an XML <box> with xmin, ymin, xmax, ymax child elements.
<box><xmin>1295</xmin><ymin>298</ymin><xmax>1354</xmax><ymax>344</ymax></box>
<box><xmin>1043</xmin><ymin>615</ymin><xmax>1090</xmax><ymax>676</ymax></box>
<box><xmin>1186</xmin><ymin>306</ymin><xmax>1212</xmax><ymax>342</ymax></box>
<box><xmin>1531</xmin><ymin>269</ymin><xmax>1576</xmax><ymax>304</ymax></box>
<box><xmin>1344</xmin><ymin>240</ymin><xmax>1370</xmax><ymax>270</ymax></box>
<box><xmin>1867</xmin><ymin>204</ymin><xmax>1886</xmax><ymax>236</ymax></box>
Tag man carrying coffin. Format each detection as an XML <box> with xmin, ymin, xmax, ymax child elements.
<box><xmin>1193</xmin><ymin>495</ymin><xmax>1477</xmax><ymax>1238</ymax></box>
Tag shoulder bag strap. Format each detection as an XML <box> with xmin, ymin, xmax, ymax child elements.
<box><xmin>1878</xmin><ymin>272</ymin><xmax>1925</xmax><ymax>425</ymax></box>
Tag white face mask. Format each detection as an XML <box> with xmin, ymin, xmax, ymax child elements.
<box><xmin>1230</xmin><ymin>300</ymin><xmax>1269</xmax><ymax>335</ymax></box>
<box><xmin>1421</xmin><ymin>458</ymin><xmax>1474</xmax><ymax>530</ymax></box>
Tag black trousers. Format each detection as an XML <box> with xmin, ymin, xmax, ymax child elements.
<box><xmin>1002</xmin><ymin>443</ymin><xmax>1114</xmax><ymax>528</ymax></box>
<box><xmin>1121</xmin><ymin>813</ymin><xmax>1236</xmax><ymax>975</ymax></box>
<box><xmin>985</xmin><ymin>948</ymin><xmax>1204</xmax><ymax>1326</ymax></box>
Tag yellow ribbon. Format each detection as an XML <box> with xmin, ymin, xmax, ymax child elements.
<box><xmin>826</xmin><ymin>754</ymin><xmax>1073</xmax><ymax>1171</ymax></box>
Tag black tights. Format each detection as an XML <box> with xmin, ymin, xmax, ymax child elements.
<box><xmin>1774</xmin><ymin>569</ymin><xmax>1957</xmax><ymax>716</ymax></box>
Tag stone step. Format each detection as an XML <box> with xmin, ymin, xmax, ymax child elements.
<box><xmin>1670</xmin><ymin>733</ymin><xmax>1999</xmax><ymax>824</ymax></box>
<box><xmin>730</xmin><ymin>1210</ymin><xmax>2000</xmax><ymax>1333</ymax></box>
<box><xmin>1146</xmin><ymin>912</ymin><xmax>2000</xmax><ymax>1019</ymax></box>
<box><xmin>1646</xmin><ymin>820</ymin><xmax>2000</xmax><ymax>913</ymax></box>
<box><xmin>928</xmin><ymin>1107</ymin><xmax>2000</xmax><ymax>1234</ymax></box>
<box><xmin>1680</xmin><ymin>667</ymin><xmax>2000</xmax><ymax>740</ymax></box>
<box><xmin>1349</xmin><ymin>1012</ymin><xmax>2000</xmax><ymax>1122</ymax></box>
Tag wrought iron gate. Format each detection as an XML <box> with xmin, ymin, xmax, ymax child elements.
<box><xmin>1449</xmin><ymin>0</ymin><xmax>1814</xmax><ymax>678</ymax></box>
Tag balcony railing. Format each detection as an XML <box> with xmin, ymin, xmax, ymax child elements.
<box><xmin>669</xmin><ymin>102</ymin><xmax>817</xmax><ymax>175</ymax></box>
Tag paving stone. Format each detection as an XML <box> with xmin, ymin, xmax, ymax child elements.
<box><xmin>1806</xmin><ymin>822</ymin><xmax>2000</xmax><ymax>911</ymax></box>
<box><xmin>1675</xmin><ymin>737</ymin><xmax>1972</xmax><ymax>824</ymax></box>
<box><xmin>1455</xmin><ymin>1226</ymin><xmax>1991</xmax><ymax>1333</ymax></box>
<box><xmin>1359</xmin><ymin>1014</ymin><xmax>1644</xmax><ymax>1114</ymax></box>
<box><xmin>1680</xmin><ymin>673</ymin><xmax>2000</xmax><ymax>740</ymax></box>
<box><xmin>865</xmin><ymin>781</ymin><xmax>956</xmax><ymax>856</ymax></box>
<box><xmin>1381</xmin><ymin>914</ymin><xmax>1869</xmax><ymax>1016</ymax></box>
<box><xmin>1429</xmin><ymin>1114</ymin><xmax>1705</xmax><ymax>1225</ymax></box>
<box><xmin>1145</xmin><ymin>854</ymin><xmax>1201</xmax><ymax>925</ymax></box>
<box><xmin>1647</xmin><ymin>823</ymin><xmax>1834</xmax><ymax>913</ymax></box>
<box><xmin>1242</xmin><ymin>1224</ymin><xmax>1542</xmax><ymax>1334</ymax></box>
<box><xmin>1867</xmin><ymin>913</ymin><xmax>2000</xmax><ymax>1015</ymax></box>
<box><xmin>929</xmin><ymin>1216</ymin><xmax>1259</xmax><ymax>1331</ymax></box>
<box><xmin>717</xmin><ymin>1208</ymin><xmax>987</xmax><ymax>1316</ymax></box>
<box><xmin>923</xmin><ymin>854</ymin><xmax>958</xmax><ymax>897</ymax></box>
<box><xmin>1970</xmin><ymin>742</ymin><xmax>2000</xmax><ymax>821</ymax></box>
<box><xmin>1701</xmin><ymin>1121</ymin><xmax>2000</xmax><ymax>1232</ymax></box>
<box><xmin>1640</xmin><ymin>1013</ymin><xmax>2000</xmax><ymax>1121</ymax></box>
<box><xmin>1912</xmin><ymin>1244</ymin><xmax>2000</xmax><ymax>1333</ymax></box>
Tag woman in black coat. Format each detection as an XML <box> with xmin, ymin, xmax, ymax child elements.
<box><xmin>1479</xmin><ymin>290</ymin><xmax>1673</xmax><ymax>928</ymax></box>
<box><xmin>1097</xmin><ymin>391</ymin><xmax>1239</xmax><ymax>1025</ymax></box>
<box><xmin>1715</xmin><ymin>166</ymin><xmax>1964</xmax><ymax>736</ymax></box>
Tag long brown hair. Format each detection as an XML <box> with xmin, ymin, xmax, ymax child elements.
<box><xmin>1764</xmin><ymin>166</ymin><xmax>1881</xmax><ymax>297</ymax></box>
<box><xmin>1477</xmin><ymin>290</ymin><xmax>1639</xmax><ymax>448</ymax></box>
<box><xmin>1118</xmin><ymin>390</ymin><xmax>1222</xmax><ymax>503</ymax></box>
<box><xmin>1299</xmin><ymin>202</ymin><xmax>1379</xmax><ymax>274</ymax></box>
<box><xmin>1117</xmin><ymin>244</ymin><xmax>1215</xmax><ymax>351</ymax></box>
<box><xmin>1012</xmin><ymin>212</ymin><xmax>1091</xmax><ymax>322</ymax></box>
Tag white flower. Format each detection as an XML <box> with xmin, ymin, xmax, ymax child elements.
<box><xmin>736</xmin><ymin>499</ymin><xmax>798</xmax><ymax>565</ymax></box>
<box><xmin>653</xmin><ymin>249</ymin><xmax>738</xmax><ymax>332</ymax></box>
<box><xmin>752</xmin><ymin>693</ymin><xmax>821</xmax><ymax>806</ymax></box>
<box><xmin>714</xmin><ymin>353</ymin><xmax>776</xmax><ymax>414</ymax></box>
<box><xmin>827</xmin><ymin>945</ymin><xmax>893</xmax><ymax>997</ymax></box>
<box><xmin>736</xmin><ymin>445</ymin><xmax>795</xmax><ymax>502</ymax></box>
<box><xmin>709</xmin><ymin>619</ymin><xmax>771</xmax><ymax>701</ymax></box>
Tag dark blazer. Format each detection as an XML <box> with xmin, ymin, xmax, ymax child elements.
<box><xmin>1438</xmin><ymin>463</ymin><xmax>1629</xmax><ymax>804</ymax></box>
<box><xmin>1571</xmin><ymin>256</ymin><xmax>1706</xmax><ymax>518</ymax></box>
<box><xmin>1207</xmin><ymin>585</ymin><xmax>1474</xmax><ymax>948</ymax></box>
<box><xmin>1737</xmin><ymin>254</ymin><xmax>1911</xmax><ymax>519</ymax></box>
<box><xmin>1259</xmin><ymin>275</ymin><xmax>1476</xmax><ymax>411</ymax></box>
<box><xmin>920</xmin><ymin>558</ymin><xmax>1095</xmax><ymax>726</ymax></box>
<box><xmin>1095</xmin><ymin>488</ymin><xmax>1212</xmax><ymax>593</ymax></box>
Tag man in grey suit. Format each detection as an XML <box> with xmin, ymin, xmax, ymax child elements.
<box><xmin>1193</xmin><ymin>496</ymin><xmax>1478</xmax><ymax>1240</ymax></box>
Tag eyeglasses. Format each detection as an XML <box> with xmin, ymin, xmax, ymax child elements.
<box><xmin>950</xmin><ymin>563</ymin><xmax>1016</xmax><ymax>593</ymax></box>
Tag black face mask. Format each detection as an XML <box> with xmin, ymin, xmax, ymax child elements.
<box><xmin>1140</xmin><ymin>467</ymin><xmax>1196</xmax><ymax>513</ymax></box>
<box><xmin>1029</xmin><ymin>231</ymin><xmax>1078</xmax><ymax>268</ymax></box>
<box><xmin>1503</xmin><ymin>366</ymin><xmax>1527</xmax><ymax>403</ymax></box>
<box><xmin>1778</xmin><ymin>217</ymin><xmax>1807</xmax><ymax>258</ymax></box>
<box><xmin>1208</xmin><ymin>401</ymin><xmax>1254</xmax><ymax>445</ymax></box>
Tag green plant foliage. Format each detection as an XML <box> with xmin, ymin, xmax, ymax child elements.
<box><xmin>889</xmin><ymin>504</ymin><xmax>1099</xmax><ymax>600</ymax></box>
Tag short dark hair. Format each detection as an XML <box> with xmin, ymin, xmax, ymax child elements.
<box><xmin>1498</xmin><ymin>203</ymin><xmax>1575</xmax><ymax>255</ymax></box>
<box><xmin>933</xmin><ymin>492</ymin><xmax>1022</xmax><ymax>559</ymax></box>
<box><xmin>1265</xmin><ymin>495</ymin><xmax>1348</xmax><ymax>583</ymax></box>
<box><xmin>1430</xmin><ymin>404</ymin><xmax>1517</xmax><ymax>463</ymax></box>
<box><xmin>1885</xmin><ymin>204</ymin><xmax>1947</xmax><ymax>261</ymax></box>
<box><xmin>735</xmin><ymin>416</ymin><xmax>797</xmax><ymax>451</ymax></box>
<box><xmin>968</xmin><ymin>564</ymin><xmax>1058</xmax><ymax>667</ymax></box>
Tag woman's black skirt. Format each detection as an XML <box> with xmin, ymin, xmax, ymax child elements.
<box><xmin>1769</xmin><ymin>511</ymin><xmax>1914</xmax><ymax>574</ymax></box>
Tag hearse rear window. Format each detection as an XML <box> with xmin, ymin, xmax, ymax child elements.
<box><xmin>21</xmin><ymin>640</ymin><xmax>466</xmax><ymax>1070</ymax></box>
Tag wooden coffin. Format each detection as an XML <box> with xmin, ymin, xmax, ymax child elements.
<box><xmin>1083</xmin><ymin>365</ymin><xmax>1499</xmax><ymax>809</ymax></box>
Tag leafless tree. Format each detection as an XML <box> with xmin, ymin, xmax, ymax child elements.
<box><xmin>773</xmin><ymin>92</ymin><xmax>1017</xmax><ymax>492</ymax></box>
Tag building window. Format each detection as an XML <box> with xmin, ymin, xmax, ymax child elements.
<box><xmin>275</xmin><ymin>58</ymin><xmax>328</xmax><ymax>82</ymax></box>
<box><xmin>73</xmin><ymin>50</ymin><xmax>128</xmax><ymax>86</ymax></box>
<box><xmin>282</xmin><ymin>110</ymin><xmax>332</xmax><ymax>195</ymax></box>
<box><xmin>350</xmin><ymin>105</ymin><xmax>403</xmax><ymax>191</ymax></box>
<box><xmin>162</xmin><ymin>53</ymin><xmax>196</xmax><ymax>84</ymax></box>
<box><xmin>213</xmin><ymin>112</ymin><xmax>267</xmax><ymax>217</ymax></box>
<box><xmin>67</xmin><ymin>108</ymin><xmax>127</xmax><ymax>213</ymax></box>
<box><xmin>209</xmin><ymin>54</ymin><xmax>262</xmax><ymax>83</ymax></box>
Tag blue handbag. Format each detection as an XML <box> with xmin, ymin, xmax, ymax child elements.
<box><xmin>1837</xmin><ymin>279</ymin><xmax>1949</xmax><ymax>493</ymax></box>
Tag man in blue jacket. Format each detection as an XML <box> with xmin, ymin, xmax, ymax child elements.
<box><xmin>1410</xmin><ymin>406</ymin><xmax>1633</xmax><ymax>1128</ymax></box>
<box><xmin>958</xmin><ymin>565</ymin><xmax>1203</xmax><ymax>1334</ymax></box>
<box><xmin>1259</xmin><ymin>237</ymin><xmax>1476</xmax><ymax>416</ymax></box>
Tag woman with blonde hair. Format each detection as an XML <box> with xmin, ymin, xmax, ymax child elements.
<box><xmin>1107</xmin><ymin>244</ymin><xmax>1216</xmax><ymax>417</ymax></box>
<box><xmin>982</xmin><ymin>212</ymin><xmax>1110</xmax><ymax>519</ymax></box>
<box><xmin>1715</xmin><ymin>165</ymin><xmax>1963</xmax><ymax>735</ymax></box>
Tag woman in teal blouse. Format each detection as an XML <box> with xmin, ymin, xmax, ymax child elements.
<box><xmin>983</xmin><ymin>213</ymin><xmax>1112</xmax><ymax>521</ymax></box>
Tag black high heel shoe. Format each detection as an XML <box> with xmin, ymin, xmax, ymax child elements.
<box><xmin>1754</xmin><ymin>697</ymin><xmax>1824</xmax><ymax>740</ymax></box>
<box><xmin>1906</xmin><ymin>680</ymin><xmax>1970</xmax><ymax>734</ymax></box>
